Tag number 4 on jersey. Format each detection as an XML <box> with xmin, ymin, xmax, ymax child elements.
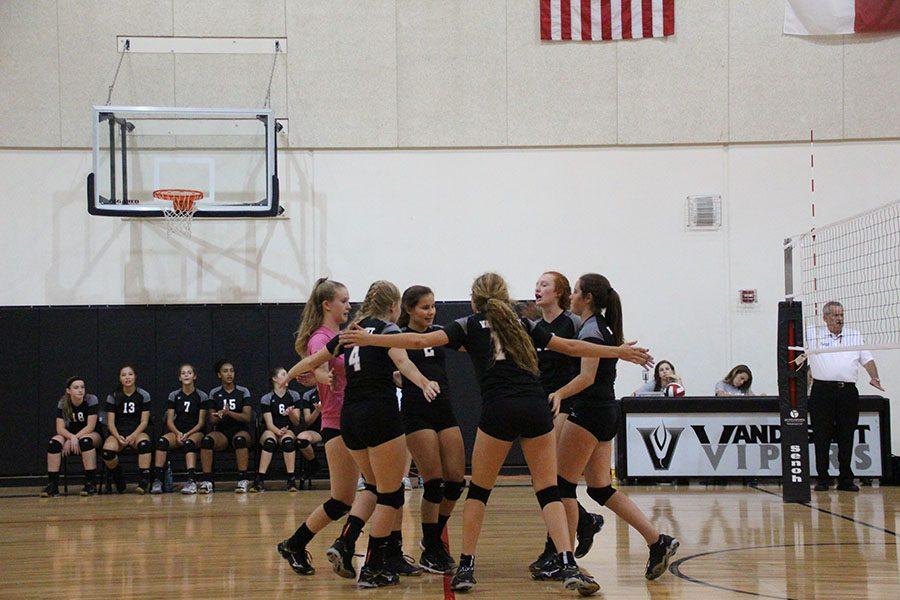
<box><xmin>348</xmin><ymin>328</ymin><xmax>376</xmax><ymax>372</ymax></box>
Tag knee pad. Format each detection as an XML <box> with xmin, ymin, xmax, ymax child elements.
<box><xmin>201</xmin><ymin>436</ymin><xmax>215</xmax><ymax>450</ymax></box>
<box><xmin>182</xmin><ymin>439</ymin><xmax>197</xmax><ymax>454</ymax></box>
<box><xmin>363</xmin><ymin>483</ymin><xmax>377</xmax><ymax>495</ymax></box>
<box><xmin>136</xmin><ymin>439</ymin><xmax>152</xmax><ymax>454</ymax></box>
<box><xmin>156</xmin><ymin>437</ymin><xmax>170</xmax><ymax>452</ymax></box>
<box><xmin>466</xmin><ymin>482</ymin><xmax>492</xmax><ymax>505</ymax></box>
<box><xmin>377</xmin><ymin>486</ymin><xmax>405</xmax><ymax>509</ymax></box>
<box><xmin>423</xmin><ymin>478</ymin><xmax>444</xmax><ymax>504</ymax></box>
<box><xmin>587</xmin><ymin>485</ymin><xmax>617</xmax><ymax>506</ymax></box>
<box><xmin>298</xmin><ymin>438</ymin><xmax>311</xmax><ymax>449</ymax></box>
<box><xmin>280</xmin><ymin>437</ymin><xmax>295</xmax><ymax>453</ymax></box>
<box><xmin>47</xmin><ymin>439</ymin><xmax>63</xmax><ymax>454</ymax></box>
<box><xmin>78</xmin><ymin>437</ymin><xmax>95</xmax><ymax>452</ymax></box>
<box><xmin>323</xmin><ymin>497</ymin><xmax>352</xmax><ymax>520</ymax></box>
<box><xmin>535</xmin><ymin>485</ymin><xmax>561</xmax><ymax>509</ymax></box>
<box><xmin>557</xmin><ymin>476</ymin><xmax>578</xmax><ymax>499</ymax></box>
<box><xmin>101</xmin><ymin>449</ymin><xmax>117</xmax><ymax>461</ymax></box>
<box><xmin>443</xmin><ymin>480</ymin><xmax>465</xmax><ymax>501</ymax></box>
<box><xmin>262</xmin><ymin>437</ymin><xmax>277</xmax><ymax>453</ymax></box>
<box><xmin>232</xmin><ymin>435</ymin><xmax>248</xmax><ymax>449</ymax></box>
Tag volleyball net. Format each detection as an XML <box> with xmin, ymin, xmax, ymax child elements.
<box><xmin>785</xmin><ymin>200</ymin><xmax>900</xmax><ymax>354</ymax></box>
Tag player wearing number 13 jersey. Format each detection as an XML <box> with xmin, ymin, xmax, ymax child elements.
<box><xmin>286</xmin><ymin>281</ymin><xmax>439</xmax><ymax>588</ymax></box>
<box><xmin>101</xmin><ymin>364</ymin><xmax>153</xmax><ymax>494</ymax></box>
<box><xmin>338</xmin><ymin>273</ymin><xmax>654</xmax><ymax>595</ymax></box>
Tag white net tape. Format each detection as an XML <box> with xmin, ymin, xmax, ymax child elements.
<box><xmin>793</xmin><ymin>200</ymin><xmax>900</xmax><ymax>354</ymax></box>
<box><xmin>162</xmin><ymin>204</ymin><xmax>197</xmax><ymax>237</ymax></box>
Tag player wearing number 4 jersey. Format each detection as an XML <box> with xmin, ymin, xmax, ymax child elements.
<box><xmin>287</xmin><ymin>281</ymin><xmax>439</xmax><ymax>588</ymax></box>
<box><xmin>150</xmin><ymin>364</ymin><xmax>208</xmax><ymax>495</ymax></box>
<box><xmin>340</xmin><ymin>273</ymin><xmax>654</xmax><ymax>596</ymax></box>
<box><xmin>101</xmin><ymin>365</ymin><xmax>153</xmax><ymax>494</ymax></box>
<box><xmin>253</xmin><ymin>367</ymin><xmax>303</xmax><ymax>492</ymax></box>
<box><xmin>554</xmin><ymin>274</ymin><xmax>678</xmax><ymax>581</ymax></box>
<box><xmin>42</xmin><ymin>377</ymin><xmax>102</xmax><ymax>497</ymax></box>
<box><xmin>200</xmin><ymin>360</ymin><xmax>253</xmax><ymax>494</ymax></box>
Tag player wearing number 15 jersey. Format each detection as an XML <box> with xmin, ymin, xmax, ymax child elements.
<box><xmin>200</xmin><ymin>360</ymin><xmax>253</xmax><ymax>494</ymax></box>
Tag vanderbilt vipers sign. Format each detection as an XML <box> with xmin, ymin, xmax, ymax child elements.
<box><xmin>626</xmin><ymin>413</ymin><xmax>882</xmax><ymax>477</ymax></box>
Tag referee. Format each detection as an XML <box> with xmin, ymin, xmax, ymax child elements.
<box><xmin>807</xmin><ymin>301</ymin><xmax>884</xmax><ymax>492</ymax></box>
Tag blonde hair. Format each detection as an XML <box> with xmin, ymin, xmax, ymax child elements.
<box><xmin>295</xmin><ymin>278</ymin><xmax>347</xmax><ymax>356</ymax></box>
<box><xmin>353</xmin><ymin>280</ymin><xmax>401</xmax><ymax>325</ymax></box>
<box><xmin>471</xmin><ymin>273</ymin><xmax>539</xmax><ymax>375</ymax></box>
<box><xmin>61</xmin><ymin>376</ymin><xmax>85</xmax><ymax>423</ymax></box>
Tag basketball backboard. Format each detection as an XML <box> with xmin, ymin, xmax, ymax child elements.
<box><xmin>87</xmin><ymin>106</ymin><xmax>281</xmax><ymax>218</ymax></box>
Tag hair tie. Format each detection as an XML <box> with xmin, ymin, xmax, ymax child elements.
<box><xmin>608</xmin><ymin>287</ymin><xmax>615</xmax><ymax>294</ymax></box>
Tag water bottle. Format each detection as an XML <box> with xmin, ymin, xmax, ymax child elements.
<box><xmin>163</xmin><ymin>462</ymin><xmax>174</xmax><ymax>493</ymax></box>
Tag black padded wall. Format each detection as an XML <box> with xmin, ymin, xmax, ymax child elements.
<box><xmin>0</xmin><ymin>301</ymin><xmax>525</xmax><ymax>478</ymax></box>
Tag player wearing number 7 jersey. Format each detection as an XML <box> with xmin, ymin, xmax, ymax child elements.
<box><xmin>285</xmin><ymin>280</ymin><xmax>440</xmax><ymax>588</ymax></box>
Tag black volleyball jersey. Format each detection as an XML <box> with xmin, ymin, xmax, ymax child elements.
<box><xmin>533</xmin><ymin>311</ymin><xmax>582</xmax><ymax>394</ymax></box>
<box><xmin>57</xmin><ymin>394</ymin><xmax>99</xmax><ymax>433</ymax></box>
<box><xmin>326</xmin><ymin>317</ymin><xmax>401</xmax><ymax>404</ymax></box>
<box><xmin>208</xmin><ymin>385</ymin><xmax>251</xmax><ymax>430</ymax></box>
<box><xmin>105</xmin><ymin>388</ymin><xmax>151</xmax><ymax>432</ymax></box>
<box><xmin>443</xmin><ymin>313</ymin><xmax>552</xmax><ymax>400</ymax></box>
<box><xmin>570</xmin><ymin>314</ymin><xmax>618</xmax><ymax>404</ymax></box>
<box><xmin>167</xmin><ymin>389</ymin><xmax>209</xmax><ymax>431</ymax></box>
<box><xmin>400</xmin><ymin>325</ymin><xmax>450</xmax><ymax>404</ymax></box>
<box><xmin>302</xmin><ymin>388</ymin><xmax>322</xmax><ymax>432</ymax></box>
<box><xmin>260</xmin><ymin>389</ymin><xmax>302</xmax><ymax>429</ymax></box>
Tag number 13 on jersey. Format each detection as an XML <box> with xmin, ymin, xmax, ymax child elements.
<box><xmin>348</xmin><ymin>328</ymin><xmax>376</xmax><ymax>372</ymax></box>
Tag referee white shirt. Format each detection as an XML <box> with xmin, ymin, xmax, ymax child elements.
<box><xmin>806</xmin><ymin>325</ymin><xmax>874</xmax><ymax>383</ymax></box>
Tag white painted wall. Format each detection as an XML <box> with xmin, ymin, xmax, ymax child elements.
<box><xmin>1</xmin><ymin>140</ymin><xmax>898</xmax><ymax>451</ymax></box>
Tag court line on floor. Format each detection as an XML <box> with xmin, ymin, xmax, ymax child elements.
<box><xmin>668</xmin><ymin>541</ymin><xmax>887</xmax><ymax>600</ymax></box>
<box><xmin>750</xmin><ymin>484</ymin><xmax>897</xmax><ymax>536</ymax></box>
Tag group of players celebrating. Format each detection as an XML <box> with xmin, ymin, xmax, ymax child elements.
<box><xmin>42</xmin><ymin>360</ymin><xmax>322</xmax><ymax>498</ymax></box>
<box><xmin>276</xmin><ymin>272</ymin><xmax>678</xmax><ymax>595</ymax></box>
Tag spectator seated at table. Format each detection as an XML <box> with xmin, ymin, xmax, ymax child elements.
<box><xmin>633</xmin><ymin>360</ymin><xmax>683</xmax><ymax>396</ymax></box>
<box><xmin>715</xmin><ymin>365</ymin><xmax>756</xmax><ymax>396</ymax></box>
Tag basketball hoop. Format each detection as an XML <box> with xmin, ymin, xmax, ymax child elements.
<box><xmin>154</xmin><ymin>189</ymin><xmax>202</xmax><ymax>237</ymax></box>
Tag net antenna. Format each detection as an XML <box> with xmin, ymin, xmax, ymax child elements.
<box><xmin>785</xmin><ymin>200</ymin><xmax>900</xmax><ymax>354</ymax></box>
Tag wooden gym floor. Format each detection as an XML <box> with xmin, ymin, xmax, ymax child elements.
<box><xmin>1</xmin><ymin>478</ymin><xmax>897</xmax><ymax>599</ymax></box>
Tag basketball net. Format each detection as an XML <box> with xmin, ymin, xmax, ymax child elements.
<box><xmin>154</xmin><ymin>189</ymin><xmax>202</xmax><ymax>238</ymax></box>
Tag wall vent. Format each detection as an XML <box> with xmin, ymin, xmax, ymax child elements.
<box><xmin>686</xmin><ymin>195</ymin><xmax>722</xmax><ymax>230</ymax></box>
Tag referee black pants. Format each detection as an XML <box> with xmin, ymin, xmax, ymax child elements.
<box><xmin>809</xmin><ymin>380</ymin><xmax>860</xmax><ymax>483</ymax></box>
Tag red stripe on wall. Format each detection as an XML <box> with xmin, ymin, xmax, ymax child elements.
<box><xmin>601</xmin><ymin>0</ymin><xmax>612</xmax><ymax>39</ymax></box>
<box><xmin>581</xmin><ymin>0</ymin><xmax>593</xmax><ymax>40</ymax></box>
<box><xmin>663</xmin><ymin>0</ymin><xmax>675</xmax><ymax>35</ymax></box>
<box><xmin>621</xmin><ymin>0</ymin><xmax>633</xmax><ymax>39</ymax></box>
<box><xmin>540</xmin><ymin>0</ymin><xmax>552</xmax><ymax>40</ymax></box>
<box><xmin>855</xmin><ymin>0</ymin><xmax>900</xmax><ymax>33</ymax></box>
<box><xmin>561</xmin><ymin>0</ymin><xmax>572</xmax><ymax>39</ymax></box>
<box><xmin>642</xmin><ymin>0</ymin><xmax>653</xmax><ymax>38</ymax></box>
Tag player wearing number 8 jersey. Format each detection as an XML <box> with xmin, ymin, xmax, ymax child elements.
<box><xmin>101</xmin><ymin>364</ymin><xmax>153</xmax><ymax>494</ymax></box>
<box><xmin>253</xmin><ymin>367</ymin><xmax>303</xmax><ymax>492</ymax></box>
<box><xmin>200</xmin><ymin>360</ymin><xmax>253</xmax><ymax>494</ymax></box>
<box><xmin>339</xmin><ymin>273</ymin><xmax>654</xmax><ymax>595</ymax></box>
<box><xmin>150</xmin><ymin>364</ymin><xmax>208</xmax><ymax>495</ymax></box>
<box><xmin>287</xmin><ymin>281</ymin><xmax>440</xmax><ymax>588</ymax></box>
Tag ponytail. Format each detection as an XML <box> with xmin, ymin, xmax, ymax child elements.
<box><xmin>353</xmin><ymin>281</ymin><xmax>401</xmax><ymax>325</ymax></box>
<box><xmin>472</xmin><ymin>273</ymin><xmax>539</xmax><ymax>375</ymax></box>
<box><xmin>61</xmin><ymin>376</ymin><xmax>84</xmax><ymax>423</ymax></box>
<box><xmin>577</xmin><ymin>273</ymin><xmax>624</xmax><ymax>345</ymax></box>
<box><xmin>295</xmin><ymin>277</ymin><xmax>346</xmax><ymax>356</ymax></box>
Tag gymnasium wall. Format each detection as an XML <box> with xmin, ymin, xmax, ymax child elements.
<box><xmin>0</xmin><ymin>0</ymin><xmax>898</xmax><ymax>149</ymax></box>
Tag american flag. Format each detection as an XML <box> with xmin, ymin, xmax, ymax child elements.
<box><xmin>540</xmin><ymin>0</ymin><xmax>675</xmax><ymax>41</ymax></box>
